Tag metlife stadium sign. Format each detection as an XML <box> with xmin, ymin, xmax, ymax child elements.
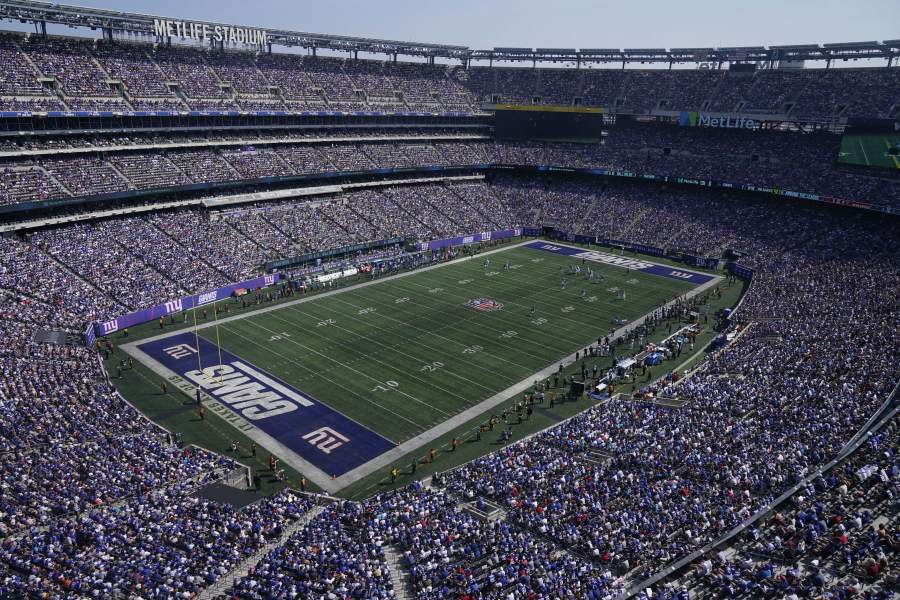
<box><xmin>679</xmin><ymin>111</ymin><xmax>757</xmax><ymax>129</ymax></box>
<box><xmin>153</xmin><ymin>19</ymin><xmax>268</xmax><ymax>46</ymax></box>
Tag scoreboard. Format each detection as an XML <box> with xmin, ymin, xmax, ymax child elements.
<box><xmin>494</xmin><ymin>104</ymin><xmax>608</xmax><ymax>141</ymax></box>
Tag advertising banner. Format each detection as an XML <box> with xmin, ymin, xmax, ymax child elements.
<box><xmin>845</xmin><ymin>118</ymin><xmax>900</xmax><ymax>134</ymax></box>
<box><xmin>728</xmin><ymin>262</ymin><xmax>754</xmax><ymax>280</ymax></box>
<box><xmin>417</xmin><ymin>228</ymin><xmax>524</xmax><ymax>251</ymax></box>
<box><xmin>94</xmin><ymin>273</ymin><xmax>282</xmax><ymax>338</ymax></box>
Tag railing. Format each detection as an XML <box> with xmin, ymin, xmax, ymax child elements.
<box><xmin>616</xmin><ymin>379</ymin><xmax>900</xmax><ymax>599</ymax></box>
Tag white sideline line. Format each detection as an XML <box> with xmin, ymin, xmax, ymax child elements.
<box><xmin>328</xmin><ymin>272</ymin><xmax>723</xmax><ymax>491</ymax></box>
<box><xmin>123</xmin><ymin>239</ymin><xmax>535</xmax><ymax>349</ymax></box>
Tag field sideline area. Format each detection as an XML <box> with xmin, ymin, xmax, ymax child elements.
<box><xmin>118</xmin><ymin>239</ymin><xmax>723</xmax><ymax>495</ymax></box>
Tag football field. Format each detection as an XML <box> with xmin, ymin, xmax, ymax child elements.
<box><xmin>838</xmin><ymin>133</ymin><xmax>900</xmax><ymax>170</ymax></box>
<box><xmin>124</xmin><ymin>240</ymin><xmax>716</xmax><ymax>491</ymax></box>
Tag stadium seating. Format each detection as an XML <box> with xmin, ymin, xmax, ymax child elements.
<box><xmin>1</xmin><ymin>173</ymin><xmax>897</xmax><ymax>598</ymax></box>
<box><xmin>1</xmin><ymin>121</ymin><xmax>896</xmax><ymax>211</ymax></box>
<box><xmin>0</xmin><ymin>26</ymin><xmax>898</xmax><ymax>600</ymax></box>
<box><xmin>0</xmin><ymin>32</ymin><xmax>898</xmax><ymax>118</ymax></box>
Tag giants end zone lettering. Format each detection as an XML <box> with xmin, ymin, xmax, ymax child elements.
<box><xmin>183</xmin><ymin>361</ymin><xmax>308</xmax><ymax>420</ymax></box>
<box><xmin>523</xmin><ymin>240</ymin><xmax>715</xmax><ymax>284</ymax></box>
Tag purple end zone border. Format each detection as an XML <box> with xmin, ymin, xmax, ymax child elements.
<box><xmin>523</xmin><ymin>240</ymin><xmax>716</xmax><ymax>284</ymax></box>
<box><xmin>138</xmin><ymin>332</ymin><xmax>395</xmax><ymax>477</ymax></box>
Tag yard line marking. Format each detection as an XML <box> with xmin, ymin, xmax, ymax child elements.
<box><xmin>318</xmin><ymin>293</ymin><xmax>530</xmax><ymax>380</ymax></box>
<box><xmin>230</xmin><ymin>317</ymin><xmax>444</xmax><ymax>423</ymax></box>
<box><xmin>858</xmin><ymin>137</ymin><xmax>871</xmax><ymax>166</ymax></box>
<box><xmin>455</xmin><ymin>255</ymin><xmax>677</xmax><ymax>318</ymax></box>
<box><xmin>217</xmin><ymin>321</ymin><xmax>429</xmax><ymax>432</ymax></box>
<box><xmin>328</xmin><ymin>285</ymin><xmax>555</xmax><ymax>367</ymax></box>
<box><xmin>398</xmin><ymin>262</ymin><xmax>639</xmax><ymax>331</ymax></box>
<box><xmin>264</xmin><ymin>309</ymin><xmax>464</xmax><ymax>411</ymax></box>
<box><xmin>387</xmin><ymin>274</ymin><xmax>611</xmax><ymax>342</ymax></box>
<box><xmin>359</xmin><ymin>282</ymin><xmax>576</xmax><ymax>361</ymax></box>
<box><xmin>283</xmin><ymin>301</ymin><xmax>500</xmax><ymax>392</ymax></box>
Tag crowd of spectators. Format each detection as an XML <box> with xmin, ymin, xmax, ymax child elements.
<box><xmin>0</xmin><ymin>486</ymin><xmax>315</xmax><ymax>598</ymax></box>
<box><xmin>653</xmin><ymin>414</ymin><xmax>898</xmax><ymax>598</ymax></box>
<box><xmin>0</xmin><ymin>195</ymin><xmax>324</xmax><ymax>599</ymax></box>
<box><xmin>3</xmin><ymin>123</ymin><xmax>897</xmax><ymax>211</ymax></box>
<box><xmin>0</xmin><ymin>166</ymin><xmax>897</xmax><ymax>598</ymax></box>
<box><xmin>1</xmin><ymin>31</ymin><xmax>899</xmax><ymax>118</ymax></box>
<box><xmin>228</xmin><ymin>505</ymin><xmax>396</xmax><ymax>599</ymax></box>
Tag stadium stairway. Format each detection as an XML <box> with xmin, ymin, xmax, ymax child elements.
<box><xmin>383</xmin><ymin>543</ymin><xmax>415</xmax><ymax>600</ymax></box>
<box><xmin>196</xmin><ymin>503</ymin><xmax>327</xmax><ymax>600</ymax></box>
<box><xmin>36</xmin><ymin>165</ymin><xmax>74</xmax><ymax>196</ymax></box>
<box><xmin>37</xmin><ymin>241</ymin><xmax>125</xmax><ymax>312</ymax></box>
<box><xmin>105</xmin><ymin>160</ymin><xmax>136</xmax><ymax>190</ymax></box>
<box><xmin>1</xmin><ymin>460</ymin><xmax>220</xmax><ymax>544</ymax></box>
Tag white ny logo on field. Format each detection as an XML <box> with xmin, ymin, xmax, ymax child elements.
<box><xmin>302</xmin><ymin>427</ymin><xmax>350</xmax><ymax>454</ymax></box>
<box><xmin>162</xmin><ymin>343</ymin><xmax>198</xmax><ymax>359</ymax></box>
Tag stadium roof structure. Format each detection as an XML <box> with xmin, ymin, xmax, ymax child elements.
<box><xmin>0</xmin><ymin>0</ymin><xmax>898</xmax><ymax>66</ymax></box>
<box><xmin>470</xmin><ymin>43</ymin><xmax>900</xmax><ymax>65</ymax></box>
<box><xmin>0</xmin><ymin>0</ymin><xmax>471</xmax><ymax>59</ymax></box>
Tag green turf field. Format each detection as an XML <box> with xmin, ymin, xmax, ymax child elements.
<box><xmin>838</xmin><ymin>133</ymin><xmax>900</xmax><ymax>170</ymax></box>
<box><xmin>185</xmin><ymin>244</ymin><xmax>697</xmax><ymax>444</ymax></box>
<box><xmin>110</xmin><ymin>240</ymin><xmax>743</xmax><ymax>497</ymax></box>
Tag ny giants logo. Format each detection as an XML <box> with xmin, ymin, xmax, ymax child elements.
<box><xmin>668</xmin><ymin>270</ymin><xmax>695</xmax><ymax>280</ymax></box>
<box><xmin>302</xmin><ymin>427</ymin><xmax>350</xmax><ymax>454</ymax></box>
<box><xmin>164</xmin><ymin>299</ymin><xmax>183</xmax><ymax>313</ymax></box>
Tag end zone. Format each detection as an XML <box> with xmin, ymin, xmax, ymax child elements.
<box><xmin>523</xmin><ymin>240</ymin><xmax>716</xmax><ymax>284</ymax></box>
<box><xmin>127</xmin><ymin>331</ymin><xmax>395</xmax><ymax>491</ymax></box>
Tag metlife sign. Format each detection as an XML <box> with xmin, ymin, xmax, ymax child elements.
<box><xmin>680</xmin><ymin>111</ymin><xmax>757</xmax><ymax>129</ymax></box>
<box><xmin>153</xmin><ymin>19</ymin><xmax>268</xmax><ymax>46</ymax></box>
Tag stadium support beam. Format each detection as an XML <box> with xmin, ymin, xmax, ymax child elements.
<box><xmin>0</xmin><ymin>2</ymin><xmax>897</xmax><ymax>66</ymax></box>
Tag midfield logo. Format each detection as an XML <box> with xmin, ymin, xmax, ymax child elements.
<box><xmin>464</xmin><ymin>297</ymin><xmax>504</xmax><ymax>312</ymax></box>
